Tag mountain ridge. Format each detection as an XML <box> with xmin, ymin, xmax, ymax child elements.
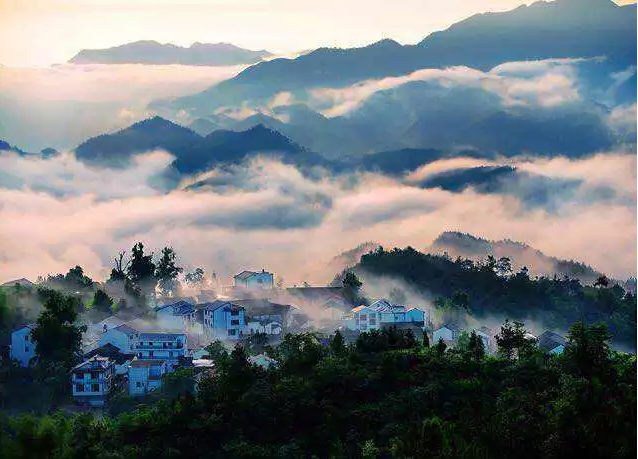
<box><xmin>69</xmin><ymin>40</ymin><xmax>272</xmax><ymax>66</ymax></box>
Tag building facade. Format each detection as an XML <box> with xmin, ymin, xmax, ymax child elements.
<box><xmin>98</xmin><ymin>324</ymin><xmax>139</xmax><ymax>354</ymax></box>
<box><xmin>71</xmin><ymin>356</ymin><xmax>115</xmax><ymax>406</ymax></box>
<box><xmin>344</xmin><ymin>299</ymin><xmax>427</xmax><ymax>333</ymax></box>
<box><xmin>233</xmin><ymin>270</ymin><xmax>274</xmax><ymax>289</ymax></box>
<box><xmin>200</xmin><ymin>300</ymin><xmax>246</xmax><ymax>340</ymax></box>
<box><xmin>128</xmin><ymin>359</ymin><xmax>167</xmax><ymax>396</ymax></box>
<box><xmin>133</xmin><ymin>331</ymin><xmax>187</xmax><ymax>370</ymax></box>
<box><xmin>10</xmin><ymin>324</ymin><xmax>37</xmax><ymax>367</ymax></box>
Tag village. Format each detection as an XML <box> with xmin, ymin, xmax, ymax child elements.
<box><xmin>5</xmin><ymin>270</ymin><xmax>567</xmax><ymax>409</ymax></box>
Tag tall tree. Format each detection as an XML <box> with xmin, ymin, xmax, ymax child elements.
<box><xmin>330</xmin><ymin>330</ymin><xmax>347</xmax><ymax>356</ymax></box>
<box><xmin>155</xmin><ymin>247</ymin><xmax>183</xmax><ymax>296</ymax></box>
<box><xmin>31</xmin><ymin>289</ymin><xmax>86</xmax><ymax>369</ymax></box>
<box><xmin>127</xmin><ymin>242</ymin><xmax>156</xmax><ymax>296</ymax></box>
<box><xmin>468</xmin><ymin>331</ymin><xmax>486</xmax><ymax>362</ymax></box>
<box><xmin>342</xmin><ymin>272</ymin><xmax>363</xmax><ymax>305</ymax></box>
<box><xmin>92</xmin><ymin>289</ymin><xmax>113</xmax><ymax>314</ymax></box>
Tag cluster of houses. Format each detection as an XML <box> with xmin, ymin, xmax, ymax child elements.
<box><xmin>6</xmin><ymin>269</ymin><xmax>568</xmax><ymax>408</ymax></box>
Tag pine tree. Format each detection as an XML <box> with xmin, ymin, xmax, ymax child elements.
<box><xmin>156</xmin><ymin>247</ymin><xmax>183</xmax><ymax>296</ymax></box>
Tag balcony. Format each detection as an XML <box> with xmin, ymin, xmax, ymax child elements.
<box><xmin>135</xmin><ymin>343</ymin><xmax>183</xmax><ymax>350</ymax></box>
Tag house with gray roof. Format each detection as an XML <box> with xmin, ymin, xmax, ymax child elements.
<box><xmin>537</xmin><ymin>331</ymin><xmax>566</xmax><ymax>355</ymax></box>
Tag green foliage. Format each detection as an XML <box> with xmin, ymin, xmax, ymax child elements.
<box><xmin>127</xmin><ymin>242</ymin><xmax>156</xmax><ymax>296</ymax></box>
<box><xmin>356</xmin><ymin>247</ymin><xmax>637</xmax><ymax>348</ymax></box>
<box><xmin>91</xmin><ymin>289</ymin><xmax>113</xmax><ymax>314</ymax></box>
<box><xmin>0</xmin><ymin>323</ymin><xmax>634</xmax><ymax>459</ymax></box>
<box><xmin>330</xmin><ymin>329</ymin><xmax>347</xmax><ymax>356</ymax></box>
<box><xmin>342</xmin><ymin>271</ymin><xmax>363</xmax><ymax>304</ymax></box>
<box><xmin>31</xmin><ymin>289</ymin><xmax>86</xmax><ymax>369</ymax></box>
<box><xmin>155</xmin><ymin>247</ymin><xmax>183</xmax><ymax>296</ymax></box>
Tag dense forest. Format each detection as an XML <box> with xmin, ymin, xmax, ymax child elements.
<box><xmin>353</xmin><ymin>247</ymin><xmax>637</xmax><ymax>349</ymax></box>
<box><xmin>0</xmin><ymin>319</ymin><xmax>635</xmax><ymax>458</ymax></box>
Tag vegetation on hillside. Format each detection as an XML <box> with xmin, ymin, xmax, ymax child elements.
<box><xmin>353</xmin><ymin>247</ymin><xmax>637</xmax><ymax>348</ymax></box>
<box><xmin>0</xmin><ymin>320</ymin><xmax>635</xmax><ymax>458</ymax></box>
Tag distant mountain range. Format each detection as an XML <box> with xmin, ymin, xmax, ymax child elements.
<box><xmin>68</xmin><ymin>41</ymin><xmax>272</xmax><ymax>66</ymax></box>
<box><xmin>73</xmin><ymin>116</ymin><xmax>326</xmax><ymax>174</ymax></box>
<box><xmin>154</xmin><ymin>0</ymin><xmax>636</xmax><ymax>114</ymax></box>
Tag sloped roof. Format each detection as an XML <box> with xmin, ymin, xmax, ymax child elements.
<box><xmin>234</xmin><ymin>270</ymin><xmax>258</xmax><ymax>280</ymax></box>
<box><xmin>84</xmin><ymin>343</ymin><xmax>134</xmax><ymax>365</ymax></box>
<box><xmin>113</xmin><ymin>324</ymin><xmax>139</xmax><ymax>336</ymax></box>
<box><xmin>1</xmin><ymin>278</ymin><xmax>35</xmax><ymax>288</ymax></box>
<box><xmin>72</xmin><ymin>356</ymin><xmax>112</xmax><ymax>372</ymax></box>
<box><xmin>230</xmin><ymin>299</ymin><xmax>291</xmax><ymax>316</ymax></box>
<box><xmin>537</xmin><ymin>331</ymin><xmax>566</xmax><ymax>352</ymax></box>
<box><xmin>130</xmin><ymin>359</ymin><xmax>166</xmax><ymax>368</ymax></box>
<box><xmin>198</xmin><ymin>299</ymin><xmax>232</xmax><ymax>311</ymax></box>
<box><xmin>352</xmin><ymin>305</ymin><xmax>372</xmax><ymax>313</ymax></box>
<box><xmin>438</xmin><ymin>323</ymin><xmax>461</xmax><ymax>333</ymax></box>
<box><xmin>12</xmin><ymin>323</ymin><xmax>36</xmax><ymax>333</ymax></box>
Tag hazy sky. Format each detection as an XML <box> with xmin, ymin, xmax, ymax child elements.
<box><xmin>0</xmin><ymin>0</ymin><xmax>632</xmax><ymax>67</ymax></box>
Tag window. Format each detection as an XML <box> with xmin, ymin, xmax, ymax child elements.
<box><xmin>228</xmin><ymin>329</ymin><xmax>237</xmax><ymax>336</ymax></box>
<box><xmin>24</xmin><ymin>345</ymin><xmax>29</xmax><ymax>352</ymax></box>
<box><xmin>231</xmin><ymin>310</ymin><xmax>239</xmax><ymax>316</ymax></box>
<box><xmin>91</xmin><ymin>384</ymin><xmax>99</xmax><ymax>392</ymax></box>
<box><xmin>168</xmin><ymin>351</ymin><xmax>173</xmax><ymax>358</ymax></box>
<box><xmin>136</xmin><ymin>382</ymin><xmax>142</xmax><ymax>388</ymax></box>
<box><xmin>360</xmin><ymin>314</ymin><xmax>367</xmax><ymax>320</ymax></box>
<box><xmin>91</xmin><ymin>371</ymin><xmax>99</xmax><ymax>379</ymax></box>
<box><xmin>231</xmin><ymin>319</ymin><xmax>240</xmax><ymax>326</ymax></box>
<box><xmin>76</xmin><ymin>384</ymin><xmax>84</xmax><ymax>392</ymax></box>
<box><xmin>149</xmin><ymin>351</ymin><xmax>154</xmax><ymax>358</ymax></box>
<box><xmin>149</xmin><ymin>342</ymin><xmax>153</xmax><ymax>346</ymax></box>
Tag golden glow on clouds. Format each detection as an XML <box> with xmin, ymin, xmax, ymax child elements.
<box><xmin>1</xmin><ymin>0</ymin><xmax>632</xmax><ymax>67</ymax></box>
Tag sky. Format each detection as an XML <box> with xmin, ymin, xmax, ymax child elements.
<box><xmin>0</xmin><ymin>0</ymin><xmax>633</xmax><ymax>67</ymax></box>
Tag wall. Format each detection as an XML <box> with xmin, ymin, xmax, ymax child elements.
<box><xmin>10</xmin><ymin>327</ymin><xmax>36</xmax><ymax>367</ymax></box>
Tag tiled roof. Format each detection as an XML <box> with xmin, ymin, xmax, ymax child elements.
<box><xmin>234</xmin><ymin>270</ymin><xmax>258</xmax><ymax>281</ymax></box>
<box><xmin>130</xmin><ymin>359</ymin><xmax>166</xmax><ymax>368</ymax></box>
<box><xmin>113</xmin><ymin>324</ymin><xmax>139</xmax><ymax>336</ymax></box>
<box><xmin>537</xmin><ymin>331</ymin><xmax>566</xmax><ymax>352</ymax></box>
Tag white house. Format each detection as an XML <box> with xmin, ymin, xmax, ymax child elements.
<box><xmin>71</xmin><ymin>356</ymin><xmax>115</xmax><ymax>406</ymax></box>
<box><xmin>128</xmin><ymin>359</ymin><xmax>167</xmax><ymax>396</ymax></box>
<box><xmin>233</xmin><ymin>270</ymin><xmax>274</xmax><ymax>290</ymax></box>
<box><xmin>344</xmin><ymin>300</ymin><xmax>427</xmax><ymax>332</ymax></box>
<box><xmin>200</xmin><ymin>300</ymin><xmax>246</xmax><ymax>340</ymax></box>
<box><xmin>133</xmin><ymin>331</ymin><xmax>187</xmax><ymax>370</ymax></box>
<box><xmin>433</xmin><ymin>324</ymin><xmax>461</xmax><ymax>346</ymax></box>
<box><xmin>98</xmin><ymin>324</ymin><xmax>139</xmax><ymax>353</ymax></box>
<box><xmin>537</xmin><ymin>331</ymin><xmax>566</xmax><ymax>355</ymax></box>
<box><xmin>10</xmin><ymin>323</ymin><xmax>37</xmax><ymax>367</ymax></box>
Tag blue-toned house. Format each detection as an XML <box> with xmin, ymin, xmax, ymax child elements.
<box><xmin>133</xmin><ymin>331</ymin><xmax>187</xmax><ymax>369</ymax></box>
<box><xmin>10</xmin><ymin>323</ymin><xmax>37</xmax><ymax>367</ymax></box>
<box><xmin>154</xmin><ymin>300</ymin><xmax>198</xmax><ymax>332</ymax></box>
<box><xmin>199</xmin><ymin>300</ymin><xmax>246</xmax><ymax>340</ymax></box>
<box><xmin>233</xmin><ymin>269</ymin><xmax>274</xmax><ymax>290</ymax></box>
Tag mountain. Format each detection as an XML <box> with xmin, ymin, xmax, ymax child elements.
<box><xmin>0</xmin><ymin>139</ymin><xmax>27</xmax><ymax>155</ymax></box>
<box><xmin>74</xmin><ymin>116</ymin><xmax>202</xmax><ymax>166</ymax></box>
<box><xmin>74</xmin><ymin>117</ymin><xmax>328</xmax><ymax>174</ymax></box>
<box><xmin>155</xmin><ymin>0</ymin><xmax>636</xmax><ymax>114</ymax></box>
<box><xmin>429</xmin><ymin>231</ymin><xmax>605</xmax><ymax>284</ymax></box>
<box><xmin>69</xmin><ymin>41</ymin><xmax>272</xmax><ymax>66</ymax></box>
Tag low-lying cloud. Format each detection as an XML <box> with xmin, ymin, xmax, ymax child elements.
<box><xmin>0</xmin><ymin>63</ymin><xmax>246</xmax><ymax>151</ymax></box>
<box><xmin>0</xmin><ymin>148</ymin><xmax>635</xmax><ymax>287</ymax></box>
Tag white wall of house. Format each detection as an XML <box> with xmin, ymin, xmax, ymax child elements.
<box><xmin>247</xmin><ymin>321</ymin><xmax>265</xmax><ymax>334</ymax></box>
<box><xmin>10</xmin><ymin>326</ymin><xmax>36</xmax><ymax>367</ymax></box>
<box><xmin>264</xmin><ymin>322</ymin><xmax>282</xmax><ymax>335</ymax></box>
<box><xmin>352</xmin><ymin>306</ymin><xmax>380</xmax><ymax>332</ymax></box>
<box><xmin>433</xmin><ymin>327</ymin><xmax>455</xmax><ymax>344</ymax></box>
<box><xmin>71</xmin><ymin>358</ymin><xmax>115</xmax><ymax>406</ymax></box>
<box><xmin>128</xmin><ymin>361</ymin><xmax>167</xmax><ymax>396</ymax></box>
<box><xmin>133</xmin><ymin>332</ymin><xmax>187</xmax><ymax>369</ymax></box>
<box><xmin>99</xmin><ymin>328</ymin><xmax>137</xmax><ymax>353</ymax></box>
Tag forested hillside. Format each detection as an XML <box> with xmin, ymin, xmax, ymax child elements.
<box><xmin>354</xmin><ymin>247</ymin><xmax>637</xmax><ymax>348</ymax></box>
<box><xmin>0</xmin><ymin>323</ymin><xmax>635</xmax><ymax>458</ymax></box>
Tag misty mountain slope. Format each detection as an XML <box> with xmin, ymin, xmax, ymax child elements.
<box><xmin>173</xmin><ymin>124</ymin><xmax>329</xmax><ymax>174</ymax></box>
<box><xmin>429</xmin><ymin>231</ymin><xmax>606</xmax><ymax>284</ymax></box>
<box><xmin>350</xmin><ymin>245</ymin><xmax>636</xmax><ymax>347</ymax></box>
<box><xmin>74</xmin><ymin>116</ymin><xmax>203</xmax><ymax>166</ymax></box>
<box><xmin>154</xmin><ymin>0</ymin><xmax>636</xmax><ymax>114</ymax></box>
<box><xmin>73</xmin><ymin>117</ymin><xmax>330</xmax><ymax>174</ymax></box>
<box><xmin>69</xmin><ymin>40</ymin><xmax>272</xmax><ymax>66</ymax></box>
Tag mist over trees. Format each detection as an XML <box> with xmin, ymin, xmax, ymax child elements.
<box><xmin>353</xmin><ymin>247</ymin><xmax>637</xmax><ymax>348</ymax></box>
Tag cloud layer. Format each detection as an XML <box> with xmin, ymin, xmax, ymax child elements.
<box><xmin>0</xmin><ymin>148</ymin><xmax>635</xmax><ymax>287</ymax></box>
